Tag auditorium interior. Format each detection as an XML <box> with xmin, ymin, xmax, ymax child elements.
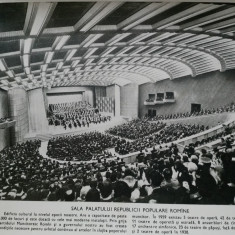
<box><xmin>0</xmin><ymin>0</ymin><xmax>235</xmax><ymax>203</ymax></box>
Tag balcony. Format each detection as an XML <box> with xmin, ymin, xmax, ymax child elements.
<box><xmin>154</xmin><ymin>99</ymin><xmax>165</xmax><ymax>104</ymax></box>
<box><xmin>164</xmin><ymin>98</ymin><xmax>176</xmax><ymax>103</ymax></box>
<box><xmin>144</xmin><ymin>100</ymin><xmax>155</xmax><ymax>105</ymax></box>
<box><xmin>0</xmin><ymin>119</ymin><xmax>16</xmax><ymax>129</ymax></box>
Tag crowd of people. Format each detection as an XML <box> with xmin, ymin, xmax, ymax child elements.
<box><xmin>47</xmin><ymin>132</ymin><xmax>118</xmax><ymax>162</ymax></box>
<box><xmin>149</xmin><ymin>101</ymin><xmax>235</xmax><ymax>121</ymax></box>
<box><xmin>45</xmin><ymin>122</ymin><xmax>209</xmax><ymax>161</ymax></box>
<box><xmin>0</xmin><ymin>117</ymin><xmax>13</xmax><ymax>124</ymax></box>
<box><xmin>48</xmin><ymin>101</ymin><xmax>92</xmax><ymax>113</ymax></box>
<box><xmin>47</xmin><ymin>101</ymin><xmax>111</xmax><ymax>129</ymax></box>
<box><xmin>106</xmin><ymin>119</ymin><xmax>166</xmax><ymax>140</ymax></box>
<box><xmin>0</xmin><ymin>137</ymin><xmax>235</xmax><ymax>204</ymax></box>
<box><xmin>114</xmin><ymin>123</ymin><xmax>208</xmax><ymax>155</ymax></box>
<box><xmin>192</xmin><ymin>124</ymin><xmax>235</xmax><ymax>148</ymax></box>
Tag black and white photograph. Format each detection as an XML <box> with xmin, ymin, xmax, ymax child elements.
<box><xmin>0</xmin><ymin>0</ymin><xmax>235</xmax><ymax>208</ymax></box>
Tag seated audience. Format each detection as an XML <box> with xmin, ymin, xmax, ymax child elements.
<box><xmin>106</xmin><ymin>119</ymin><xmax>166</xmax><ymax>140</ymax></box>
<box><xmin>0</xmin><ymin>138</ymin><xmax>235</xmax><ymax>205</ymax></box>
<box><xmin>114</xmin><ymin>123</ymin><xmax>208</xmax><ymax>155</ymax></box>
<box><xmin>150</xmin><ymin>101</ymin><xmax>235</xmax><ymax>121</ymax></box>
<box><xmin>47</xmin><ymin>131</ymin><xmax>118</xmax><ymax>161</ymax></box>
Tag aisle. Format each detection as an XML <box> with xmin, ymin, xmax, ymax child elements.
<box><xmin>39</xmin><ymin>141</ymin><xmax>49</xmax><ymax>159</ymax></box>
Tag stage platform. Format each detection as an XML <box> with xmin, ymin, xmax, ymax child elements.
<box><xmin>24</xmin><ymin>116</ymin><xmax>127</xmax><ymax>141</ymax></box>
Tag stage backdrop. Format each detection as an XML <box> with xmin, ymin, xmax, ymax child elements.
<box><xmin>45</xmin><ymin>87</ymin><xmax>94</xmax><ymax>107</ymax></box>
<box><xmin>47</xmin><ymin>92</ymin><xmax>83</xmax><ymax>104</ymax></box>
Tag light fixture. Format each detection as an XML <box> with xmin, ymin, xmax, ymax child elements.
<box><xmin>101</xmin><ymin>47</ymin><xmax>117</xmax><ymax>57</ymax></box>
<box><xmin>83</xmin><ymin>34</ymin><xmax>103</xmax><ymax>47</ymax></box>
<box><xmin>65</xmin><ymin>49</ymin><xmax>77</xmax><ymax>61</ymax></box>
<box><xmin>25</xmin><ymin>67</ymin><xmax>31</xmax><ymax>75</ymax></box>
<box><xmin>6</xmin><ymin>70</ymin><xmax>14</xmax><ymax>78</ymax></box>
<box><xmin>30</xmin><ymin>3</ymin><xmax>53</xmax><ymax>36</ymax></box>
<box><xmin>41</xmin><ymin>64</ymin><xmax>48</xmax><ymax>72</ymax></box>
<box><xmin>23</xmin><ymin>38</ymin><xmax>33</xmax><ymax>54</ymax></box>
<box><xmin>74</xmin><ymin>67</ymin><xmax>81</xmax><ymax>73</ymax></box>
<box><xmin>55</xmin><ymin>36</ymin><xmax>70</xmax><ymax>50</ymax></box>
<box><xmin>45</xmin><ymin>51</ymin><xmax>54</xmax><ymax>64</ymax></box>
<box><xmin>41</xmin><ymin>72</ymin><xmax>46</xmax><ymax>77</ymax></box>
<box><xmin>28</xmin><ymin>74</ymin><xmax>34</xmax><ymax>80</ymax></box>
<box><xmin>0</xmin><ymin>59</ymin><xmax>7</xmax><ymax>71</ymax></box>
<box><xmin>63</xmin><ymin>68</ymin><xmax>70</xmax><ymax>74</ymax></box>
<box><xmin>84</xmin><ymin>48</ymin><xmax>97</xmax><ymax>59</ymax></box>
<box><xmin>52</xmin><ymin>70</ymin><xmax>58</xmax><ymax>76</ymax></box>
<box><xmin>1</xmin><ymin>80</ymin><xmax>9</xmax><ymax>86</ymax></box>
<box><xmin>85</xmin><ymin>59</ymin><xmax>94</xmax><ymax>66</ymax></box>
<box><xmin>57</xmin><ymin>62</ymin><xmax>63</xmax><ymax>70</ymax></box>
<box><xmin>23</xmin><ymin>55</ymin><xmax>30</xmax><ymax>67</ymax></box>
<box><xmin>70</xmin><ymin>76</ymin><xmax>75</xmax><ymax>81</ymax></box>
<box><xmin>27</xmin><ymin>83</ymin><xmax>32</xmax><ymax>89</ymax></box>
<box><xmin>14</xmin><ymin>77</ymin><xmax>22</xmax><ymax>83</ymax></box>
<box><xmin>71</xmin><ymin>60</ymin><xmax>80</xmax><ymax>68</ymax></box>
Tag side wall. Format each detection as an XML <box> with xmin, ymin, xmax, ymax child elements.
<box><xmin>8</xmin><ymin>88</ymin><xmax>29</xmax><ymax>143</ymax></box>
<box><xmin>106</xmin><ymin>85</ymin><xmax>115</xmax><ymax>99</ymax></box>
<box><xmin>139</xmin><ymin>69</ymin><xmax>235</xmax><ymax>117</ymax></box>
<box><xmin>120</xmin><ymin>83</ymin><xmax>139</xmax><ymax>118</ymax></box>
<box><xmin>28</xmin><ymin>88</ymin><xmax>48</xmax><ymax>133</ymax></box>
<box><xmin>0</xmin><ymin>89</ymin><xmax>10</xmax><ymax>150</ymax></box>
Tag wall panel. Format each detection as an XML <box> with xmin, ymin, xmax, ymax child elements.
<box><xmin>139</xmin><ymin>69</ymin><xmax>235</xmax><ymax>118</ymax></box>
<box><xmin>8</xmin><ymin>88</ymin><xmax>29</xmax><ymax>143</ymax></box>
<box><xmin>0</xmin><ymin>89</ymin><xmax>10</xmax><ymax>150</ymax></box>
<box><xmin>120</xmin><ymin>83</ymin><xmax>138</xmax><ymax>118</ymax></box>
<box><xmin>28</xmin><ymin>88</ymin><xmax>48</xmax><ymax>133</ymax></box>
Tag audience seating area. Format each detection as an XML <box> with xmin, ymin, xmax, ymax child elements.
<box><xmin>114</xmin><ymin>123</ymin><xmax>208</xmax><ymax>155</ymax></box>
<box><xmin>47</xmin><ymin>131</ymin><xmax>118</xmax><ymax>161</ymax></box>
<box><xmin>150</xmin><ymin>102</ymin><xmax>235</xmax><ymax>121</ymax></box>
<box><xmin>193</xmin><ymin>125</ymin><xmax>235</xmax><ymax>148</ymax></box>
<box><xmin>45</xmin><ymin>121</ymin><xmax>208</xmax><ymax>161</ymax></box>
<box><xmin>106</xmin><ymin>119</ymin><xmax>166</xmax><ymax>140</ymax></box>
<box><xmin>0</xmin><ymin>137</ymin><xmax>235</xmax><ymax>204</ymax></box>
<box><xmin>0</xmin><ymin>105</ymin><xmax>235</xmax><ymax>203</ymax></box>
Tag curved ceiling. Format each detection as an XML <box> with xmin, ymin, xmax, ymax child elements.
<box><xmin>0</xmin><ymin>1</ymin><xmax>235</xmax><ymax>90</ymax></box>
